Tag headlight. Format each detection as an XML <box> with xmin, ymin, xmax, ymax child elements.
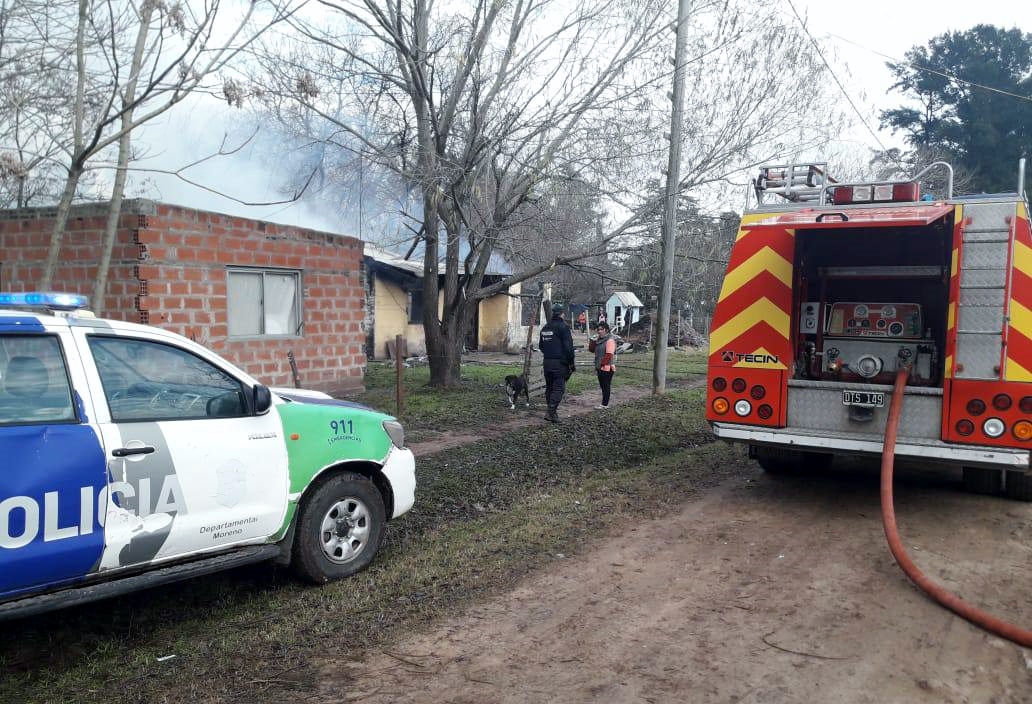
<box><xmin>382</xmin><ymin>420</ymin><xmax>405</xmax><ymax>448</ymax></box>
<box><xmin>734</xmin><ymin>400</ymin><xmax>752</xmax><ymax>417</ymax></box>
<box><xmin>982</xmin><ymin>417</ymin><xmax>1005</xmax><ymax>438</ymax></box>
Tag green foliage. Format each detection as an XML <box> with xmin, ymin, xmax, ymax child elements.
<box><xmin>881</xmin><ymin>25</ymin><xmax>1032</xmax><ymax>196</ymax></box>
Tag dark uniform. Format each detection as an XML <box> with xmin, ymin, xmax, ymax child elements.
<box><xmin>539</xmin><ymin>307</ymin><xmax>575</xmax><ymax>422</ymax></box>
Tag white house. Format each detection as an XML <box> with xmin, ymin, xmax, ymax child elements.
<box><xmin>605</xmin><ymin>291</ymin><xmax>644</xmax><ymax>332</ymax></box>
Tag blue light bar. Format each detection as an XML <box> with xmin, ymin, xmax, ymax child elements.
<box><xmin>0</xmin><ymin>292</ymin><xmax>89</xmax><ymax>310</ymax></box>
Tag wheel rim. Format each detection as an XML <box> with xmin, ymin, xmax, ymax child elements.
<box><xmin>319</xmin><ymin>497</ymin><xmax>372</xmax><ymax>564</ymax></box>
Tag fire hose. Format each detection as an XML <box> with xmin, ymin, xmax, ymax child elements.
<box><xmin>881</xmin><ymin>364</ymin><xmax>1032</xmax><ymax>648</ymax></box>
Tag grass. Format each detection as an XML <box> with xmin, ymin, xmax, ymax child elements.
<box><xmin>0</xmin><ymin>388</ymin><xmax>738</xmax><ymax>704</ymax></box>
<box><xmin>346</xmin><ymin>348</ymin><xmax>707</xmax><ymax>442</ymax></box>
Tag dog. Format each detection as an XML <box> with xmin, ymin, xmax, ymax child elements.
<box><xmin>504</xmin><ymin>374</ymin><xmax>530</xmax><ymax>410</ymax></box>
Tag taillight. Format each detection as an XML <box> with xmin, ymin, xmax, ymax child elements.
<box><xmin>831</xmin><ymin>181</ymin><xmax>919</xmax><ymax>205</ymax></box>
<box><xmin>712</xmin><ymin>377</ymin><xmax>727</xmax><ymax>392</ymax></box>
<box><xmin>955</xmin><ymin>419</ymin><xmax>974</xmax><ymax>436</ymax></box>
<box><xmin>1021</xmin><ymin>396</ymin><xmax>1032</xmax><ymax>414</ymax></box>
<box><xmin>731</xmin><ymin>378</ymin><xmax>747</xmax><ymax>393</ymax></box>
<box><xmin>733</xmin><ymin>400</ymin><xmax>752</xmax><ymax>417</ymax></box>
<box><xmin>983</xmin><ymin>418</ymin><xmax>1006</xmax><ymax>438</ymax></box>
<box><xmin>750</xmin><ymin>385</ymin><xmax>766</xmax><ymax>400</ymax></box>
<box><xmin>757</xmin><ymin>404</ymin><xmax>773</xmax><ymax>420</ymax></box>
<box><xmin>1013</xmin><ymin>421</ymin><xmax>1032</xmax><ymax>442</ymax></box>
<box><xmin>966</xmin><ymin>399</ymin><xmax>986</xmax><ymax>416</ymax></box>
<box><xmin>992</xmin><ymin>393</ymin><xmax>1012</xmax><ymax>411</ymax></box>
<box><xmin>712</xmin><ymin>397</ymin><xmax>729</xmax><ymax>415</ymax></box>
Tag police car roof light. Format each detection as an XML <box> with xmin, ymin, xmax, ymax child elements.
<box><xmin>0</xmin><ymin>291</ymin><xmax>90</xmax><ymax>310</ymax></box>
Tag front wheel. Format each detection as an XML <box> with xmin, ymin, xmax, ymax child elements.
<box><xmin>291</xmin><ymin>472</ymin><xmax>386</xmax><ymax>584</ymax></box>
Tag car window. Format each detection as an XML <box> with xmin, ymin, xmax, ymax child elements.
<box><xmin>87</xmin><ymin>336</ymin><xmax>248</xmax><ymax>422</ymax></box>
<box><xmin>0</xmin><ymin>335</ymin><xmax>76</xmax><ymax>425</ymax></box>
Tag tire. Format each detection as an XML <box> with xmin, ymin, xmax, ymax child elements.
<box><xmin>291</xmin><ymin>472</ymin><xmax>386</xmax><ymax>584</ymax></box>
<box><xmin>962</xmin><ymin>467</ymin><xmax>1003</xmax><ymax>495</ymax></box>
<box><xmin>1004</xmin><ymin>471</ymin><xmax>1032</xmax><ymax>502</ymax></box>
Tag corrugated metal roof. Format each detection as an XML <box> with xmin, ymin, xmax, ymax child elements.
<box><xmin>364</xmin><ymin>243</ymin><xmax>424</xmax><ymax>276</ymax></box>
<box><xmin>609</xmin><ymin>291</ymin><xmax>644</xmax><ymax>308</ymax></box>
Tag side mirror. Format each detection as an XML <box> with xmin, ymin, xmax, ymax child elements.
<box><xmin>253</xmin><ymin>384</ymin><xmax>272</xmax><ymax>415</ymax></box>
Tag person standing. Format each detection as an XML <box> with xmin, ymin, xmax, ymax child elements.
<box><xmin>591</xmin><ymin>321</ymin><xmax>617</xmax><ymax>409</ymax></box>
<box><xmin>539</xmin><ymin>303</ymin><xmax>575</xmax><ymax>423</ymax></box>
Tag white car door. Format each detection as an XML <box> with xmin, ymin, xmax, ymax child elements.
<box><xmin>71</xmin><ymin>327</ymin><xmax>289</xmax><ymax>571</ymax></box>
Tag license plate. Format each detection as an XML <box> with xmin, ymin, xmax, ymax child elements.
<box><xmin>842</xmin><ymin>390</ymin><xmax>885</xmax><ymax>408</ymax></box>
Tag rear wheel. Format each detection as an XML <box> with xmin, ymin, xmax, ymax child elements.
<box><xmin>752</xmin><ymin>446</ymin><xmax>833</xmax><ymax>474</ymax></box>
<box><xmin>291</xmin><ymin>472</ymin><xmax>386</xmax><ymax>584</ymax></box>
<box><xmin>1004</xmin><ymin>471</ymin><xmax>1032</xmax><ymax>502</ymax></box>
<box><xmin>962</xmin><ymin>467</ymin><xmax>1003</xmax><ymax>495</ymax></box>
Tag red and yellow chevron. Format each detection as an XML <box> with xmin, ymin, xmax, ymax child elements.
<box><xmin>708</xmin><ymin>214</ymin><xmax>793</xmax><ymax>369</ymax></box>
<box><xmin>1005</xmin><ymin>202</ymin><xmax>1032</xmax><ymax>382</ymax></box>
<box><xmin>944</xmin><ymin>205</ymin><xmax>964</xmax><ymax>379</ymax></box>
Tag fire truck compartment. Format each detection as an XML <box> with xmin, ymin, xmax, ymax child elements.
<box><xmin>785</xmin><ymin>211</ymin><xmax>955</xmax><ymax>436</ymax></box>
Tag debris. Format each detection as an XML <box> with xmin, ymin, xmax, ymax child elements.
<box><xmin>156</xmin><ymin>655</ymin><xmax>176</xmax><ymax>663</ymax></box>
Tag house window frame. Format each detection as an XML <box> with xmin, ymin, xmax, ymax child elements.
<box><xmin>227</xmin><ymin>267</ymin><xmax>304</xmax><ymax>339</ymax></box>
<box><xmin>408</xmin><ymin>288</ymin><xmax>424</xmax><ymax>324</ymax></box>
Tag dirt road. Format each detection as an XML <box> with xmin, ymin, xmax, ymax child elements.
<box><xmin>315</xmin><ymin>460</ymin><xmax>1032</xmax><ymax>703</ymax></box>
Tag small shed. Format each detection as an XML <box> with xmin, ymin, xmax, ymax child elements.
<box><xmin>606</xmin><ymin>291</ymin><xmax>644</xmax><ymax>331</ymax></box>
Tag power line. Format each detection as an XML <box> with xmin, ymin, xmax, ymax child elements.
<box><xmin>785</xmin><ymin>0</ymin><xmax>903</xmax><ymax>167</ymax></box>
<box><xmin>824</xmin><ymin>32</ymin><xmax>1032</xmax><ymax>105</ymax></box>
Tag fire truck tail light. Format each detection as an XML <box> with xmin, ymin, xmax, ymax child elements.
<box><xmin>992</xmin><ymin>393</ymin><xmax>1012</xmax><ymax>411</ymax></box>
<box><xmin>712</xmin><ymin>397</ymin><xmax>730</xmax><ymax>415</ymax></box>
<box><xmin>893</xmin><ymin>182</ymin><xmax>920</xmax><ymax>201</ymax></box>
<box><xmin>712</xmin><ymin>377</ymin><xmax>727</xmax><ymax>392</ymax></box>
<box><xmin>955</xmin><ymin>419</ymin><xmax>975</xmax><ymax>436</ymax></box>
<box><xmin>733</xmin><ymin>400</ymin><xmax>752</xmax><ymax>417</ymax></box>
<box><xmin>750</xmin><ymin>385</ymin><xmax>766</xmax><ymax>400</ymax></box>
<box><xmin>757</xmin><ymin>404</ymin><xmax>773</xmax><ymax>420</ymax></box>
<box><xmin>966</xmin><ymin>399</ymin><xmax>986</xmax><ymax>416</ymax></box>
<box><xmin>731</xmin><ymin>378</ymin><xmax>747</xmax><ymax>393</ymax></box>
<box><xmin>983</xmin><ymin>418</ymin><xmax>1006</xmax><ymax>438</ymax></box>
<box><xmin>1013</xmin><ymin>421</ymin><xmax>1032</xmax><ymax>441</ymax></box>
<box><xmin>1020</xmin><ymin>396</ymin><xmax>1032</xmax><ymax>414</ymax></box>
<box><xmin>830</xmin><ymin>182</ymin><xmax>920</xmax><ymax>205</ymax></box>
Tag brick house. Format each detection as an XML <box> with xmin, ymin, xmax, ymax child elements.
<box><xmin>0</xmin><ymin>199</ymin><xmax>366</xmax><ymax>394</ymax></box>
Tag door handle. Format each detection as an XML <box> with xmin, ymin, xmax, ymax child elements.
<box><xmin>112</xmin><ymin>445</ymin><xmax>156</xmax><ymax>458</ymax></box>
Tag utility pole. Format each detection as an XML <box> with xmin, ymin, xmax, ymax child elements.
<box><xmin>653</xmin><ymin>0</ymin><xmax>690</xmax><ymax>395</ymax></box>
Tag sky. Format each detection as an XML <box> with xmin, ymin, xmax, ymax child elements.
<box><xmin>791</xmin><ymin>0</ymin><xmax>1031</xmax><ymax>152</ymax></box>
<box><xmin>127</xmin><ymin>0</ymin><xmax>1032</xmax><ymax>233</ymax></box>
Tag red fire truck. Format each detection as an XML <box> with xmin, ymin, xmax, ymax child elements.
<box><xmin>705</xmin><ymin>160</ymin><xmax>1031</xmax><ymax>500</ymax></box>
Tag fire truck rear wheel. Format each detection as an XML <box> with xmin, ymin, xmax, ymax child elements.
<box><xmin>962</xmin><ymin>467</ymin><xmax>1003</xmax><ymax>495</ymax></box>
<box><xmin>754</xmin><ymin>448</ymin><xmax>831</xmax><ymax>474</ymax></box>
<box><xmin>1004</xmin><ymin>471</ymin><xmax>1032</xmax><ymax>502</ymax></box>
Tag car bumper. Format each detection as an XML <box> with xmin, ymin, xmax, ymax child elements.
<box><xmin>382</xmin><ymin>447</ymin><xmax>416</xmax><ymax>518</ymax></box>
<box><xmin>712</xmin><ymin>422</ymin><xmax>1030</xmax><ymax>470</ymax></box>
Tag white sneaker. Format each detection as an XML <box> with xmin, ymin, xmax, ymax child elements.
<box><xmin>594</xmin><ymin>404</ymin><xmax>609</xmax><ymax>410</ymax></box>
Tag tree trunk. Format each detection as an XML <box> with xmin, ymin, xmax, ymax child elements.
<box><xmin>40</xmin><ymin>164</ymin><xmax>83</xmax><ymax>289</ymax></box>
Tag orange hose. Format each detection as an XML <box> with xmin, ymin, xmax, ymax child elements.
<box><xmin>881</xmin><ymin>365</ymin><xmax>1032</xmax><ymax>648</ymax></box>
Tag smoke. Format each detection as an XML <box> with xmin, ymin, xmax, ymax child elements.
<box><xmin>127</xmin><ymin>93</ymin><xmax>416</xmax><ymax>245</ymax></box>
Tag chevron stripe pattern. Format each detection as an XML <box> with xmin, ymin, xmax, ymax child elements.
<box><xmin>709</xmin><ymin>214</ymin><xmax>793</xmax><ymax>369</ymax></box>
<box><xmin>1006</xmin><ymin>202</ymin><xmax>1032</xmax><ymax>381</ymax></box>
<box><xmin>944</xmin><ymin>207</ymin><xmax>963</xmax><ymax>379</ymax></box>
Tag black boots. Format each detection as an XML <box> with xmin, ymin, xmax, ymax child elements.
<box><xmin>545</xmin><ymin>408</ymin><xmax>558</xmax><ymax>423</ymax></box>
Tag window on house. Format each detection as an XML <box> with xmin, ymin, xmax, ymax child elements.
<box><xmin>408</xmin><ymin>289</ymin><xmax>424</xmax><ymax>324</ymax></box>
<box><xmin>227</xmin><ymin>269</ymin><xmax>301</xmax><ymax>337</ymax></box>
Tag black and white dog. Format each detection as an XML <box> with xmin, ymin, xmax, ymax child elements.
<box><xmin>504</xmin><ymin>374</ymin><xmax>530</xmax><ymax>409</ymax></box>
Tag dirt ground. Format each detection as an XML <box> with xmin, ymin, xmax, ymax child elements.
<box><xmin>314</xmin><ymin>459</ymin><xmax>1032</xmax><ymax>703</ymax></box>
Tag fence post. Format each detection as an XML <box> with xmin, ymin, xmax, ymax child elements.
<box><xmin>395</xmin><ymin>334</ymin><xmax>404</xmax><ymax>416</ymax></box>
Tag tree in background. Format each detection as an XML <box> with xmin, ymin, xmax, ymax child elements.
<box><xmin>880</xmin><ymin>25</ymin><xmax>1032</xmax><ymax>197</ymax></box>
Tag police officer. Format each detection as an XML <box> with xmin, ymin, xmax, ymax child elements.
<box><xmin>539</xmin><ymin>302</ymin><xmax>575</xmax><ymax>422</ymax></box>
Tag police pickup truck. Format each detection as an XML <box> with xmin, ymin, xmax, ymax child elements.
<box><xmin>0</xmin><ymin>292</ymin><xmax>415</xmax><ymax>620</ymax></box>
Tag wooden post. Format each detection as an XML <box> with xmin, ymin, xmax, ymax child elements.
<box><xmin>523</xmin><ymin>287</ymin><xmax>543</xmax><ymax>381</ymax></box>
<box><xmin>395</xmin><ymin>334</ymin><xmax>404</xmax><ymax>416</ymax></box>
<box><xmin>676</xmin><ymin>310</ymin><xmax>682</xmax><ymax>349</ymax></box>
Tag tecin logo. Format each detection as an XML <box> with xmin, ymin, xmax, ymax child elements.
<box><xmin>721</xmin><ymin>350</ymin><xmax>780</xmax><ymax>364</ymax></box>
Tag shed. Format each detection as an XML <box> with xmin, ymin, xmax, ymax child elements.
<box><xmin>606</xmin><ymin>291</ymin><xmax>644</xmax><ymax>331</ymax></box>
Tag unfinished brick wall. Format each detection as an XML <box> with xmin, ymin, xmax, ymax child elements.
<box><xmin>0</xmin><ymin>200</ymin><xmax>366</xmax><ymax>394</ymax></box>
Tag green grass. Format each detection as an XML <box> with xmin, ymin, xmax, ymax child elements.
<box><xmin>346</xmin><ymin>349</ymin><xmax>707</xmax><ymax>442</ymax></box>
<box><xmin>0</xmin><ymin>388</ymin><xmax>737</xmax><ymax>704</ymax></box>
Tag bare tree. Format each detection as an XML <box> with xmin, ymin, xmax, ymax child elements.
<box><xmin>253</xmin><ymin>0</ymin><xmax>847</xmax><ymax>386</ymax></box>
<box><xmin>24</xmin><ymin>0</ymin><xmax>296</xmax><ymax>293</ymax></box>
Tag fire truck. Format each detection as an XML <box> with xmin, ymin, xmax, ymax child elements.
<box><xmin>705</xmin><ymin>160</ymin><xmax>1031</xmax><ymax>500</ymax></box>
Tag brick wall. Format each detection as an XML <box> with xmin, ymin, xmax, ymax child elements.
<box><xmin>0</xmin><ymin>200</ymin><xmax>366</xmax><ymax>394</ymax></box>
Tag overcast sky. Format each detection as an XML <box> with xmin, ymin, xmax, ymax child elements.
<box><xmin>792</xmin><ymin>0</ymin><xmax>1031</xmax><ymax>151</ymax></box>
<box><xmin>129</xmin><ymin>1</ymin><xmax>1031</xmax><ymax>230</ymax></box>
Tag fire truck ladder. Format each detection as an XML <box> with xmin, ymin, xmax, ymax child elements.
<box><xmin>752</xmin><ymin>163</ymin><xmax>836</xmax><ymax>205</ymax></box>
